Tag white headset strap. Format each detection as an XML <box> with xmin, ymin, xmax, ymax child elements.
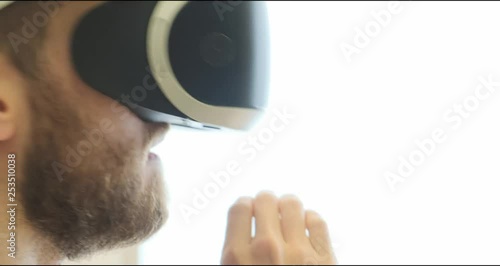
<box><xmin>0</xmin><ymin>1</ymin><xmax>14</xmax><ymax>11</ymax></box>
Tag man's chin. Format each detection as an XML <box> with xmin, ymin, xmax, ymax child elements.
<box><xmin>23</xmin><ymin>152</ymin><xmax>169</xmax><ymax>260</ymax></box>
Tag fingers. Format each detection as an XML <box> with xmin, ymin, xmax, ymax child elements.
<box><xmin>306</xmin><ymin>210</ymin><xmax>333</xmax><ymax>257</ymax></box>
<box><xmin>224</xmin><ymin>192</ymin><xmax>332</xmax><ymax>252</ymax></box>
<box><xmin>254</xmin><ymin>191</ymin><xmax>281</xmax><ymax>238</ymax></box>
<box><xmin>222</xmin><ymin>192</ymin><xmax>337</xmax><ymax>265</ymax></box>
<box><xmin>224</xmin><ymin>196</ymin><xmax>254</xmax><ymax>248</ymax></box>
<box><xmin>279</xmin><ymin>194</ymin><xmax>307</xmax><ymax>243</ymax></box>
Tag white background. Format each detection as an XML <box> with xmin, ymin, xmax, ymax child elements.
<box><xmin>139</xmin><ymin>1</ymin><xmax>500</xmax><ymax>264</ymax></box>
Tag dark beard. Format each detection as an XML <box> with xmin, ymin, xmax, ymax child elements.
<box><xmin>20</xmin><ymin>77</ymin><xmax>168</xmax><ymax>260</ymax></box>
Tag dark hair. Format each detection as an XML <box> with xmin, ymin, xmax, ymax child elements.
<box><xmin>0</xmin><ymin>1</ymin><xmax>48</xmax><ymax>79</ymax></box>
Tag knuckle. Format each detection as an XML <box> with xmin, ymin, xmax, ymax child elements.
<box><xmin>303</xmin><ymin>257</ymin><xmax>320</xmax><ymax>265</ymax></box>
<box><xmin>311</xmin><ymin>217</ymin><xmax>327</xmax><ymax>228</ymax></box>
<box><xmin>307</xmin><ymin>211</ymin><xmax>327</xmax><ymax>228</ymax></box>
<box><xmin>311</xmin><ymin>237</ymin><xmax>332</xmax><ymax>256</ymax></box>
<box><xmin>256</xmin><ymin>190</ymin><xmax>277</xmax><ymax>202</ymax></box>
<box><xmin>287</xmin><ymin>245</ymin><xmax>309</xmax><ymax>260</ymax></box>
<box><xmin>251</xmin><ymin>236</ymin><xmax>282</xmax><ymax>257</ymax></box>
<box><xmin>221</xmin><ymin>247</ymin><xmax>243</xmax><ymax>265</ymax></box>
<box><xmin>279</xmin><ymin>194</ymin><xmax>303</xmax><ymax>209</ymax></box>
<box><xmin>228</xmin><ymin>198</ymin><xmax>252</xmax><ymax>215</ymax></box>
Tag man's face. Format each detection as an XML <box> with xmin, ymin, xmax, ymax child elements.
<box><xmin>4</xmin><ymin>2</ymin><xmax>169</xmax><ymax>259</ymax></box>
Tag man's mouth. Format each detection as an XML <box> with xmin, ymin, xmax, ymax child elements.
<box><xmin>148</xmin><ymin>135</ymin><xmax>164</xmax><ymax>160</ymax></box>
<box><xmin>148</xmin><ymin>152</ymin><xmax>158</xmax><ymax>160</ymax></box>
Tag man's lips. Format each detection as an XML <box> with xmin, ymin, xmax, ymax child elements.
<box><xmin>148</xmin><ymin>152</ymin><xmax>158</xmax><ymax>160</ymax></box>
<box><xmin>147</xmin><ymin>134</ymin><xmax>164</xmax><ymax>162</ymax></box>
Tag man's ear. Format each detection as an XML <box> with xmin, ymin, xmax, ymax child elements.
<box><xmin>0</xmin><ymin>89</ymin><xmax>16</xmax><ymax>141</ymax></box>
<box><xmin>0</xmin><ymin>54</ymin><xmax>23</xmax><ymax>142</ymax></box>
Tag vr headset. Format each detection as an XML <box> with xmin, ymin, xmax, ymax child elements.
<box><xmin>0</xmin><ymin>1</ymin><xmax>270</xmax><ymax>131</ymax></box>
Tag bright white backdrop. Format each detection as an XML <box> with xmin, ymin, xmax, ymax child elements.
<box><xmin>140</xmin><ymin>1</ymin><xmax>500</xmax><ymax>264</ymax></box>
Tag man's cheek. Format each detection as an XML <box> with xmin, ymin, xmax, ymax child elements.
<box><xmin>99</xmin><ymin>118</ymin><xmax>115</xmax><ymax>134</ymax></box>
<box><xmin>96</xmin><ymin>114</ymin><xmax>143</xmax><ymax>145</ymax></box>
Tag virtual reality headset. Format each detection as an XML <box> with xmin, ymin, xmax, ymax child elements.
<box><xmin>0</xmin><ymin>1</ymin><xmax>271</xmax><ymax>131</ymax></box>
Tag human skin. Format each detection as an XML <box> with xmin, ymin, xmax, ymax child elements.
<box><xmin>222</xmin><ymin>191</ymin><xmax>336</xmax><ymax>265</ymax></box>
<box><xmin>0</xmin><ymin>1</ymin><xmax>336</xmax><ymax>265</ymax></box>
